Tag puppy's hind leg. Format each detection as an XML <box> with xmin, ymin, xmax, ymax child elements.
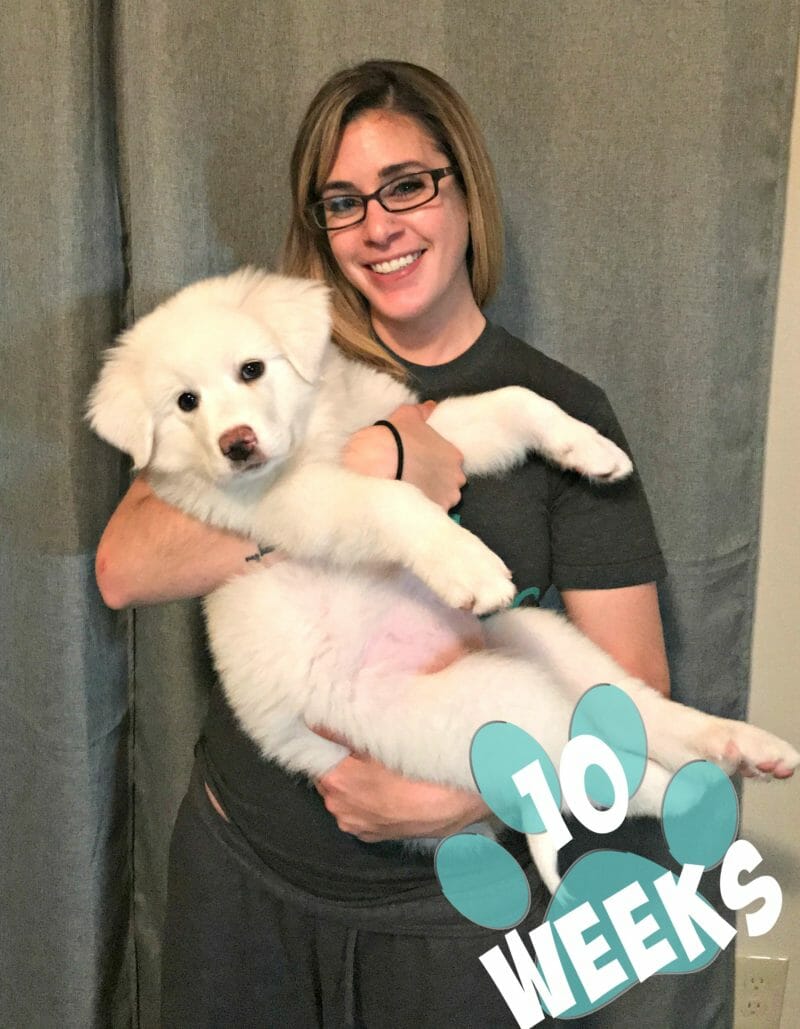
<box><xmin>302</xmin><ymin>650</ymin><xmax>575</xmax><ymax>792</ymax></box>
<box><xmin>484</xmin><ymin>609</ymin><xmax>800</xmax><ymax>782</ymax></box>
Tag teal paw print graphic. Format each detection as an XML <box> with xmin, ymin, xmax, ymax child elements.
<box><xmin>434</xmin><ymin>684</ymin><xmax>765</xmax><ymax>1023</ymax></box>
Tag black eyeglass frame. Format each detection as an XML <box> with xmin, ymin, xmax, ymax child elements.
<box><xmin>308</xmin><ymin>167</ymin><xmax>455</xmax><ymax>231</ymax></box>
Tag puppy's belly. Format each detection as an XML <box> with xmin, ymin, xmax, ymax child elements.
<box><xmin>358</xmin><ymin>592</ymin><xmax>485</xmax><ymax>674</ymax></box>
<box><xmin>309</xmin><ymin>564</ymin><xmax>486</xmax><ymax>676</ymax></box>
<box><xmin>210</xmin><ymin>560</ymin><xmax>486</xmax><ymax>683</ymax></box>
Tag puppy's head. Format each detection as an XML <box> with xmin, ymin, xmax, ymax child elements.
<box><xmin>87</xmin><ymin>269</ymin><xmax>331</xmax><ymax>484</ymax></box>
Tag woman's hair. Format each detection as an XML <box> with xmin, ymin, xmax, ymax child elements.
<box><xmin>281</xmin><ymin>59</ymin><xmax>504</xmax><ymax>373</ymax></box>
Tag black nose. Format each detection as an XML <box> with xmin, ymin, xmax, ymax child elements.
<box><xmin>219</xmin><ymin>425</ymin><xmax>257</xmax><ymax>462</ymax></box>
<box><xmin>225</xmin><ymin>440</ymin><xmax>254</xmax><ymax>463</ymax></box>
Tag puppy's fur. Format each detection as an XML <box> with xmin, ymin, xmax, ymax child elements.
<box><xmin>89</xmin><ymin>269</ymin><xmax>799</xmax><ymax>890</ymax></box>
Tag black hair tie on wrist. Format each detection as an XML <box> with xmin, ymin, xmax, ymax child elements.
<box><xmin>373</xmin><ymin>419</ymin><xmax>404</xmax><ymax>480</ymax></box>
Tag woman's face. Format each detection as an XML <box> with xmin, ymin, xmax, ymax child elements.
<box><xmin>321</xmin><ymin>109</ymin><xmax>474</xmax><ymax>343</ymax></box>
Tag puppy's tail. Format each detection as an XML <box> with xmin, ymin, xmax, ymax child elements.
<box><xmin>526</xmin><ymin>833</ymin><xmax>561</xmax><ymax>895</ymax></box>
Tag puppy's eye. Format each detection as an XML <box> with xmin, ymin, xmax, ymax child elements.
<box><xmin>177</xmin><ymin>392</ymin><xmax>199</xmax><ymax>412</ymax></box>
<box><xmin>240</xmin><ymin>360</ymin><xmax>265</xmax><ymax>382</ymax></box>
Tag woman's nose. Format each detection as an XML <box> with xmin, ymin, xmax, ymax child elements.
<box><xmin>360</xmin><ymin>197</ymin><xmax>403</xmax><ymax>244</ymax></box>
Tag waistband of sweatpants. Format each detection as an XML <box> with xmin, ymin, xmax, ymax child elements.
<box><xmin>187</xmin><ymin>746</ymin><xmax>549</xmax><ymax>939</ymax></box>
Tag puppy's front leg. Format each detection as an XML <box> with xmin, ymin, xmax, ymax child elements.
<box><xmin>427</xmin><ymin>386</ymin><xmax>633</xmax><ymax>482</ymax></box>
<box><xmin>256</xmin><ymin>464</ymin><xmax>516</xmax><ymax>615</ymax></box>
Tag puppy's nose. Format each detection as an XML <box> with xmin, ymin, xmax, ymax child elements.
<box><xmin>219</xmin><ymin>425</ymin><xmax>258</xmax><ymax>463</ymax></box>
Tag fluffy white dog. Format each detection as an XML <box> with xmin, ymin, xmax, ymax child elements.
<box><xmin>89</xmin><ymin>269</ymin><xmax>798</xmax><ymax>890</ymax></box>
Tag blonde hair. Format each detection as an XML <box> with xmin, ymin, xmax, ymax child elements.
<box><xmin>281</xmin><ymin>60</ymin><xmax>504</xmax><ymax>375</ymax></box>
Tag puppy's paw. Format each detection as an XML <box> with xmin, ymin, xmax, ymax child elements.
<box><xmin>698</xmin><ymin>719</ymin><xmax>800</xmax><ymax>780</ymax></box>
<box><xmin>545</xmin><ymin>422</ymin><xmax>633</xmax><ymax>483</ymax></box>
<box><xmin>416</xmin><ymin>530</ymin><xmax>514</xmax><ymax>615</ymax></box>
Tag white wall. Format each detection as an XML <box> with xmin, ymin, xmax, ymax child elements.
<box><xmin>739</xmin><ymin>45</ymin><xmax>800</xmax><ymax>1026</ymax></box>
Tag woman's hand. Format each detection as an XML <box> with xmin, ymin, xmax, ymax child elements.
<box><xmin>343</xmin><ymin>401</ymin><xmax>466</xmax><ymax>510</ymax></box>
<box><xmin>313</xmin><ymin>728</ymin><xmax>489</xmax><ymax>842</ymax></box>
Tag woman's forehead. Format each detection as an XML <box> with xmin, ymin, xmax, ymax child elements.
<box><xmin>323</xmin><ymin>110</ymin><xmax>445</xmax><ymax>189</ymax></box>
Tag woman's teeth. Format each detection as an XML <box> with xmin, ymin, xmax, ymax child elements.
<box><xmin>369</xmin><ymin>251</ymin><xmax>422</xmax><ymax>275</ymax></box>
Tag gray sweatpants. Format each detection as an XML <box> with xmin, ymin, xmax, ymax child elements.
<box><xmin>160</xmin><ymin>758</ymin><xmax>733</xmax><ymax>1028</ymax></box>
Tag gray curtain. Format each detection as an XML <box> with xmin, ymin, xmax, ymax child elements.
<box><xmin>1</xmin><ymin>2</ymin><xmax>797</xmax><ymax>1026</ymax></box>
<box><xmin>0</xmin><ymin>2</ymin><xmax>131</xmax><ymax>1026</ymax></box>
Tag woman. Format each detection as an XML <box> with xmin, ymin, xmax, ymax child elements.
<box><xmin>97</xmin><ymin>60</ymin><xmax>669</xmax><ymax>1027</ymax></box>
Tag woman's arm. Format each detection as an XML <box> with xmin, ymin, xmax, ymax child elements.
<box><xmin>314</xmin><ymin>729</ymin><xmax>490</xmax><ymax>842</ymax></box>
<box><xmin>562</xmin><ymin>582</ymin><xmax>671</xmax><ymax>697</ymax></box>
<box><xmin>94</xmin><ymin>474</ymin><xmax>266</xmax><ymax>609</ymax></box>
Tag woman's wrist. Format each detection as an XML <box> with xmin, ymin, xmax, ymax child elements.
<box><xmin>341</xmin><ymin>424</ymin><xmax>402</xmax><ymax>479</ymax></box>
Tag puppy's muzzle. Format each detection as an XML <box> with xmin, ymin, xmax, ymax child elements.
<box><xmin>219</xmin><ymin>425</ymin><xmax>267</xmax><ymax>469</ymax></box>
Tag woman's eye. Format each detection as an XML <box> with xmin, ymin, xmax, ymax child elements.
<box><xmin>387</xmin><ymin>175</ymin><xmax>424</xmax><ymax>198</ymax></box>
<box><xmin>324</xmin><ymin>196</ymin><xmax>361</xmax><ymax>217</ymax></box>
<box><xmin>240</xmin><ymin>360</ymin><xmax>265</xmax><ymax>382</ymax></box>
<box><xmin>178</xmin><ymin>392</ymin><xmax>199</xmax><ymax>412</ymax></box>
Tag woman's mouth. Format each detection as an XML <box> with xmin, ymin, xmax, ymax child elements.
<box><xmin>368</xmin><ymin>250</ymin><xmax>424</xmax><ymax>275</ymax></box>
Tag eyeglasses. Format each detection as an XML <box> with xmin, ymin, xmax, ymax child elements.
<box><xmin>308</xmin><ymin>167</ymin><xmax>455</xmax><ymax>230</ymax></box>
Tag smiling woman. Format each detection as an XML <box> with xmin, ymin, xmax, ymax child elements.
<box><xmin>95</xmin><ymin>59</ymin><xmax>672</xmax><ymax>1028</ymax></box>
<box><xmin>157</xmin><ymin>60</ymin><xmax>670</xmax><ymax>1028</ymax></box>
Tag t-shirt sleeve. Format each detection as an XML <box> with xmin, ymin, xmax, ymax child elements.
<box><xmin>548</xmin><ymin>390</ymin><xmax>667</xmax><ymax>590</ymax></box>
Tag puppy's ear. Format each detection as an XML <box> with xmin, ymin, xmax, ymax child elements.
<box><xmin>87</xmin><ymin>344</ymin><xmax>154</xmax><ymax>469</ymax></box>
<box><xmin>238</xmin><ymin>271</ymin><xmax>332</xmax><ymax>383</ymax></box>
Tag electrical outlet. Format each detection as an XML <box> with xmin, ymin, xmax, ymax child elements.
<box><xmin>735</xmin><ymin>955</ymin><xmax>789</xmax><ymax>1029</ymax></box>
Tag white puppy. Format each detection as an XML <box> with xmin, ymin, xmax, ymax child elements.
<box><xmin>89</xmin><ymin>269</ymin><xmax>798</xmax><ymax>890</ymax></box>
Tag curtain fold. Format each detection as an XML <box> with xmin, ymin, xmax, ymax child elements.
<box><xmin>0</xmin><ymin>2</ymin><xmax>130</xmax><ymax>1026</ymax></box>
<box><xmin>1</xmin><ymin>2</ymin><xmax>797</xmax><ymax>1025</ymax></box>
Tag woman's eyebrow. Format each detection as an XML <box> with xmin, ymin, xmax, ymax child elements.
<box><xmin>322</xmin><ymin>161</ymin><xmax>425</xmax><ymax>193</ymax></box>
